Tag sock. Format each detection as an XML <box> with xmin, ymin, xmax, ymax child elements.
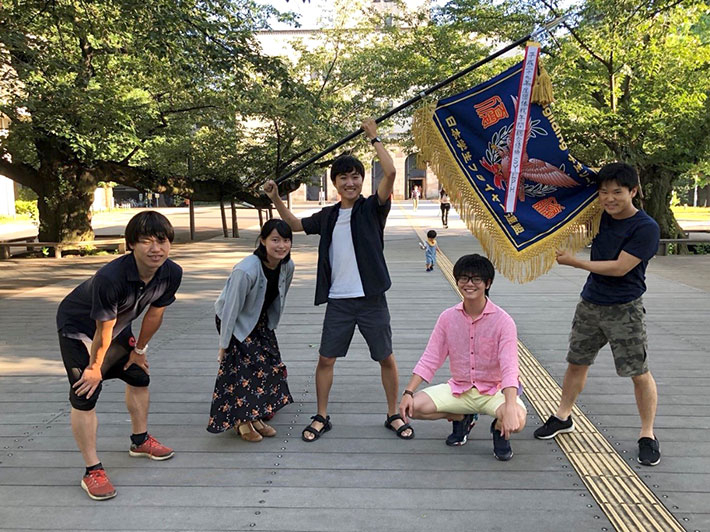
<box><xmin>85</xmin><ymin>462</ymin><xmax>103</xmax><ymax>476</ymax></box>
<box><xmin>131</xmin><ymin>432</ymin><xmax>148</xmax><ymax>446</ymax></box>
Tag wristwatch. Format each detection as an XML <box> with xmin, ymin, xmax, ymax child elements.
<box><xmin>134</xmin><ymin>345</ymin><xmax>148</xmax><ymax>355</ymax></box>
<box><xmin>402</xmin><ymin>390</ymin><xmax>414</xmax><ymax>397</ymax></box>
<box><xmin>370</xmin><ymin>136</ymin><xmax>382</xmax><ymax>145</ymax></box>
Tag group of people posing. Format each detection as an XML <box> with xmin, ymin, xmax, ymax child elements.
<box><xmin>56</xmin><ymin>119</ymin><xmax>661</xmax><ymax>502</ymax></box>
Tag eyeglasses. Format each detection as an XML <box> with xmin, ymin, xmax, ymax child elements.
<box><xmin>456</xmin><ymin>275</ymin><xmax>485</xmax><ymax>285</ymax></box>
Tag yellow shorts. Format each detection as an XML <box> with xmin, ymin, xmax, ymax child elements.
<box><xmin>421</xmin><ymin>383</ymin><xmax>526</xmax><ymax>417</ymax></box>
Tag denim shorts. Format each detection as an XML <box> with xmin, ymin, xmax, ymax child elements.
<box><xmin>567</xmin><ymin>297</ymin><xmax>649</xmax><ymax>377</ymax></box>
<box><xmin>319</xmin><ymin>294</ymin><xmax>392</xmax><ymax>361</ymax></box>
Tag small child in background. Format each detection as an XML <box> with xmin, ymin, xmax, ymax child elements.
<box><xmin>425</xmin><ymin>230</ymin><xmax>439</xmax><ymax>272</ymax></box>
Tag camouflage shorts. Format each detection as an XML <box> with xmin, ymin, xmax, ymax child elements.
<box><xmin>567</xmin><ymin>297</ymin><xmax>649</xmax><ymax>377</ymax></box>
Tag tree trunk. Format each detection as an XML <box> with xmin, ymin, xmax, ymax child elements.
<box><xmin>639</xmin><ymin>165</ymin><xmax>684</xmax><ymax>239</ymax></box>
<box><xmin>219</xmin><ymin>198</ymin><xmax>228</xmax><ymax>237</ymax></box>
<box><xmin>230</xmin><ymin>198</ymin><xmax>239</xmax><ymax>238</ymax></box>
<box><xmin>36</xmin><ymin>164</ymin><xmax>95</xmax><ymax>243</ymax></box>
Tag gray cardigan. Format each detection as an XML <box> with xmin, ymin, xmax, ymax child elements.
<box><xmin>214</xmin><ymin>254</ymin><xmax>295</xmax><ymax>348</ymax></box>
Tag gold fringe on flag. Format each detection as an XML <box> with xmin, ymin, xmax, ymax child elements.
<box><xmin>412</xmin><ymin>104</ymin><xmax>602</xmax><ymax>283</ymax></box>
<box><xmin>531</xmin><ymin>64</ymin><xmax>554</xmax><ymax>106</ymax></box>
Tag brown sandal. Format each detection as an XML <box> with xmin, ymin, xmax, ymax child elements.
<box><xmin>236</xmin><ymin>422</ymin><xmax>263</xmax><ymax>442</ymax></box>
<box><xmin>252</xmin><ymin>419</ymin><xmax>277</xmax><ymax>437</ymax></box>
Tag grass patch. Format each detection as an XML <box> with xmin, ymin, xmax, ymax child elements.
<box><xmin>671</xmin><ymin>206</ymin><xmax>710</xmax><ymax>221</ymax></box>
<box><xmin>0</xmin><ymin>214</ymin><xmax>33</xmax><ymax>224</ymax></box>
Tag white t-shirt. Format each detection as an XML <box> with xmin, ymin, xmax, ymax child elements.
<box><xmin>328</xmin><ymin>208</ymin><xmax>365</xmax><ymax>299</ymax></box>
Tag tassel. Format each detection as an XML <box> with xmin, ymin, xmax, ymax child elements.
<box><xmin>415</xmin><ymin>152</ymin><xmax>428</xmax><ymax>170</ymax></box>
<box><xmin>532</xmin><ymin>64</ymin><xmax>554</xmax><ymax>106</ymax></box>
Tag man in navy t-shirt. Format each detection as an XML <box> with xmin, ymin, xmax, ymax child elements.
<box><xmin>533</xmin><ymin>163</ymin><xmax>662</xmax><ymax>467</ymax></box>
<box><xmin>56</xmin><ymin>211</ymin><xmax>182</xmax><ymax>501</ymax></box>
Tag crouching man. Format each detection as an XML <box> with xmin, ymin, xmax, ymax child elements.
<box><xmin>398</xmin><ymin>254</ymin><xmax>526</xmax><ymax>460</ymax></box>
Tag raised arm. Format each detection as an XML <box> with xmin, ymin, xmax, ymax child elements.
<box><xmin>263</xmin><ymin>180</ymin><xmax>304</xmax><ymax>232</ymax></box>
<box><xmin>362</xmin><ymin>118</ymin><xmax>396</xmax><ymax>204</ymax></box>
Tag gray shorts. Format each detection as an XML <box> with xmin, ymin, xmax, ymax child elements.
<box><xmin>320</xmin><ymin>294</ymin><xmax>392</xmax><ymax>361</ymax></box>
<box><xmin>567</xmin><ymin>297</ymin><xmax>649</xmax><ymax>377</ymax></box>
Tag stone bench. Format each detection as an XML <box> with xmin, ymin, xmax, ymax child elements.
<box><xmin>657</xmin><ymin>237</ymin><xmax>710</xmax><ymax>256</ymax></box>
<box><xmin>0</xmin><ymin>239</ymin><xmax>126</xmax><ymax>259</ymax></box>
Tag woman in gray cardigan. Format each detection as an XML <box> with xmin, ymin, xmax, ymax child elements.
<box><xmin>208</xmin><ymin>219</ymin><xmax>295</xmax><ymax>441</ymax></box>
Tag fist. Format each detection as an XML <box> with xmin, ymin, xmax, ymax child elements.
<box><xmin>361</xmin><ymin>118</ymin><xmax>377</xmax><ymax>140</ymax></box>
<box><xmin>263</xmin><ymin>180</ymin><xmax>278</xmax><ymax>199</ymax></box>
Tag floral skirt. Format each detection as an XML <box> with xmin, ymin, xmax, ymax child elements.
<box><xmin>207</xmin><ymin>313</ymin><xmax>293</xmax><ymax>433</ymax></box>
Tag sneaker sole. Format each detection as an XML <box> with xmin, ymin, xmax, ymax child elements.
<box><xmin>81</xmin><ymin>480</ymin><xmax>117</xmax><ymax>501</ymax></box>
<box><xmin>637</xmin><ymin>456</ymin><xmax>661</xmax><ymax>466</ymax></box>
<box><xmin>493</xmin><ymin>450</ymin><xmax>513</xmax><ymax>461</ymax></box>
<box><xmin>445</xmin><ymin>436</ymin><xmax>468</xmax><ymax>447</ymax></box>
<box><xmin>533</xmin><ymin>424</ymin><xmax>575</xmax><ymax>440</ymax></box>
<box><xmin>128</xmin><ymin>449</ymin><xmax>175</xmax><ymax>461</ymax></box>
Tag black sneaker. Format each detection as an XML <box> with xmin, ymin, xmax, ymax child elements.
<box><xmin>637</xmin><ymin>437</ymin><xmax>661</xmax><ymax>466</ymax></box>
<box><xmin>491</xmin><ymin>419</ymin><xmax>513</xmax><ymax>461</ymax></box>
<box><xmin>533</xmin><ymin>415</ymin><xmax>574</xmax><ymax>439</ymax></box>
<box><xmin>446</xmin><ymin>414</ymin><xmax>477</xmax><ymax>446</ymax></box>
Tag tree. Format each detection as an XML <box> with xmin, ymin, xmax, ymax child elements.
<box><xmin>343</xmin><ymin>0</ymin><xmax>710</xmax><ymax>237</ymax></box>
<box><xmin>0</xmin><ymin>0</ymin><xmax>283</xmax><ymax>242</ymax></box>
<box><xmin>465</xmin><ymin>0</ymin><xmax>710</xmax><ymax>237</ymax></box>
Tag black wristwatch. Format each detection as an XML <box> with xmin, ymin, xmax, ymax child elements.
<box><xmin>370</xmin><ymin>136</ymin><xmax>382</xmax><ymax>145</ymax></box>
<box><xmin>402</xmin><ymin>390</ymin><xmax>414</xmax><ymax>397</ymax></box>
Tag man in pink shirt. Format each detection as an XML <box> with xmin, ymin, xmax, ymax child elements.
<box><xmin>399</xmin><ymin>254</ymin><xmax>527</xmax><ymax>460</ymax></box>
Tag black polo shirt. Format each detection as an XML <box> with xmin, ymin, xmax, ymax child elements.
<box><xmin>56</xmin><ymin>253</ymin><xmax>182</xmax><ymax>341</ymax></box>
<box><xmin>301</xmin><ymin>194</ymin><xmax>391</xmax><ymax>305</ymax></box>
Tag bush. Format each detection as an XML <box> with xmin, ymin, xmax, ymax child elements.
<box><xmin>16</xmin><ymin>187</ymin><xmax>38</xmax><ymax>201</ymax></box>
<box><xmin>15</xmin><ymin>199</ymin><xmax>38</xmax><ymax>222</ymax></box>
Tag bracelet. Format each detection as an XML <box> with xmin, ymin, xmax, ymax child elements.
<box><xmin>134</xmin><ymin>345</ymin><xmax>148</xmax><ymax>355</ymax></box>
<box><xmin>370</xmin><ymin>136</ymin><xmax>381</xmax><ymax>145</ymax></box>
<box><xmin>402</xmin><ymin>390</ymin><xmax>414</xmax><ymax>397</ymax></box>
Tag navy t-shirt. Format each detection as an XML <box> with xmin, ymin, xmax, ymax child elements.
<box><xmin>56</xmin><ymin>253</ymin><xmax>182</xmax><ymax>341</ymax></box>
<box><xmin>581</xmin><ymin>210</ymin><xmax>660</xmax><ymax>305</ymax></box>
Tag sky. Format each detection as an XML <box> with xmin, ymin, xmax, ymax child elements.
<box><xmin>254</xmin><ymin>0</ymin><xmax>446</xmax><ymax>29</ymax></box>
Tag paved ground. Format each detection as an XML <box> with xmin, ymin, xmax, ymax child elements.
<box><xmin>0</xmin><ymin>201</ymin><xmax>709</xmax><ymax>531</ymax></box>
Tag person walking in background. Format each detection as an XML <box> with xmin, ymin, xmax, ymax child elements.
<box><xmin>424</xmin><ymin>230</ymin><xmax>439</xmax><ymax>272</ymax></box>
<box><xmin>412</xmin><ymin>185</ymin><xmax>421</xmax><ymax>212</ymax></box>
<box><xmin>209</xmin><ymin>219</ymin><xmax>295</xmax><ymax>442</ymax></box>
<box><xmin>440</xmin><ymin>189</ymin><xmax>451</xmax><ymax>228</ymax></box>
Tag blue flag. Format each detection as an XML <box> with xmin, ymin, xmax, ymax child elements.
<box><xmin>413</xmin><ymin>61</ymin><xmax>601</xmax><ymax>282</ymax></box>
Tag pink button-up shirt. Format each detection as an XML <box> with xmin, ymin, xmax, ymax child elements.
<box><xmin>413</xmin><ymin>299</ymin><xmax>519</xmax><ymax>396</ymax></box>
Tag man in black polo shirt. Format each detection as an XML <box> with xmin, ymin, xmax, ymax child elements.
<box><xmin>56</xmin><ymin>211</ymin><xmax>182</xmax><ymax>500</ymax></box>
<box><xmin>264</xmin><ymin>118</ymin><xmax>414</xmax><ymax>442</ymax></box>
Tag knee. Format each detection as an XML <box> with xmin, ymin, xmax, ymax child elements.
<box><xmin>631</xmin><ymin>371</ymin><xmax>654</xmax><ymax>386</ymax></box>
<box><xmin>378</xmin><ymin>354</ymin><xmax>396</xmax><ymax>369</ymax></box>
<box><xmin>70</xmin><ymin>390</ymin><xmax>99</xmax><ymax>411</ymax></box>
<box><xmin>566</xmin><ymin>363</ymin><xmax>589</xmax><ymax>379</ymax></box>
<box><xmin>317</xmin><ymin>356</ymin><xmax>337</xmax><ymax>369</ymax></box>
<box><xmin>125</xmin><ymin>372</ymin><xmax>150</xmax><ymax>388</ymax></box>
<box><xmin>516</xmin><ymin>411</ymin><xmax>527</xmax><ymax>432</ymax></box>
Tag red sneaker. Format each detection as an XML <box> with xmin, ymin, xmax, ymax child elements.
<box><xmin>81</xmin><ymin>469</ymin><xmax>117</xmax><ymax>501</ymax></box>
<box><xmin>128</xmin><ymin>434</ymin><xmax>174</xmax><ymax>461</ymax></box>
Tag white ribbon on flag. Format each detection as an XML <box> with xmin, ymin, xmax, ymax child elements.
<box><xmin>505</xmin><ymin>43</ymin><xmax>540</xmax><ymax>213</ymax></box>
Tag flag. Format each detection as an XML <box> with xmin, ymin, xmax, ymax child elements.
<box><xmin>413</xmin><ymin>58</ymin><xmax>601</xmax><ymax>282</ymax></box>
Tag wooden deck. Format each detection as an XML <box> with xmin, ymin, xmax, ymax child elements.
<box><xmin>0</xmin><ymin>202</ymin><xmax>708</xmax><ymax>531</ymax></box>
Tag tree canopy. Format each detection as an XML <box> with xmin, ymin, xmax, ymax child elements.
<box><xmin>0</xmin><ymin>0</ymin><xmax>294</xmax><ymax>241</ymax></box>
<box><xmin>1</xmin><ymin>0</ymin><xmax>707</xmax><ymax>241</ymax></box>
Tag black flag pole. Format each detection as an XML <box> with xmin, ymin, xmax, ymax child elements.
<box><xmin>272</xmin><ymin>14</ymin><xmax>570</xmax><ymax>187</ymax></box>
